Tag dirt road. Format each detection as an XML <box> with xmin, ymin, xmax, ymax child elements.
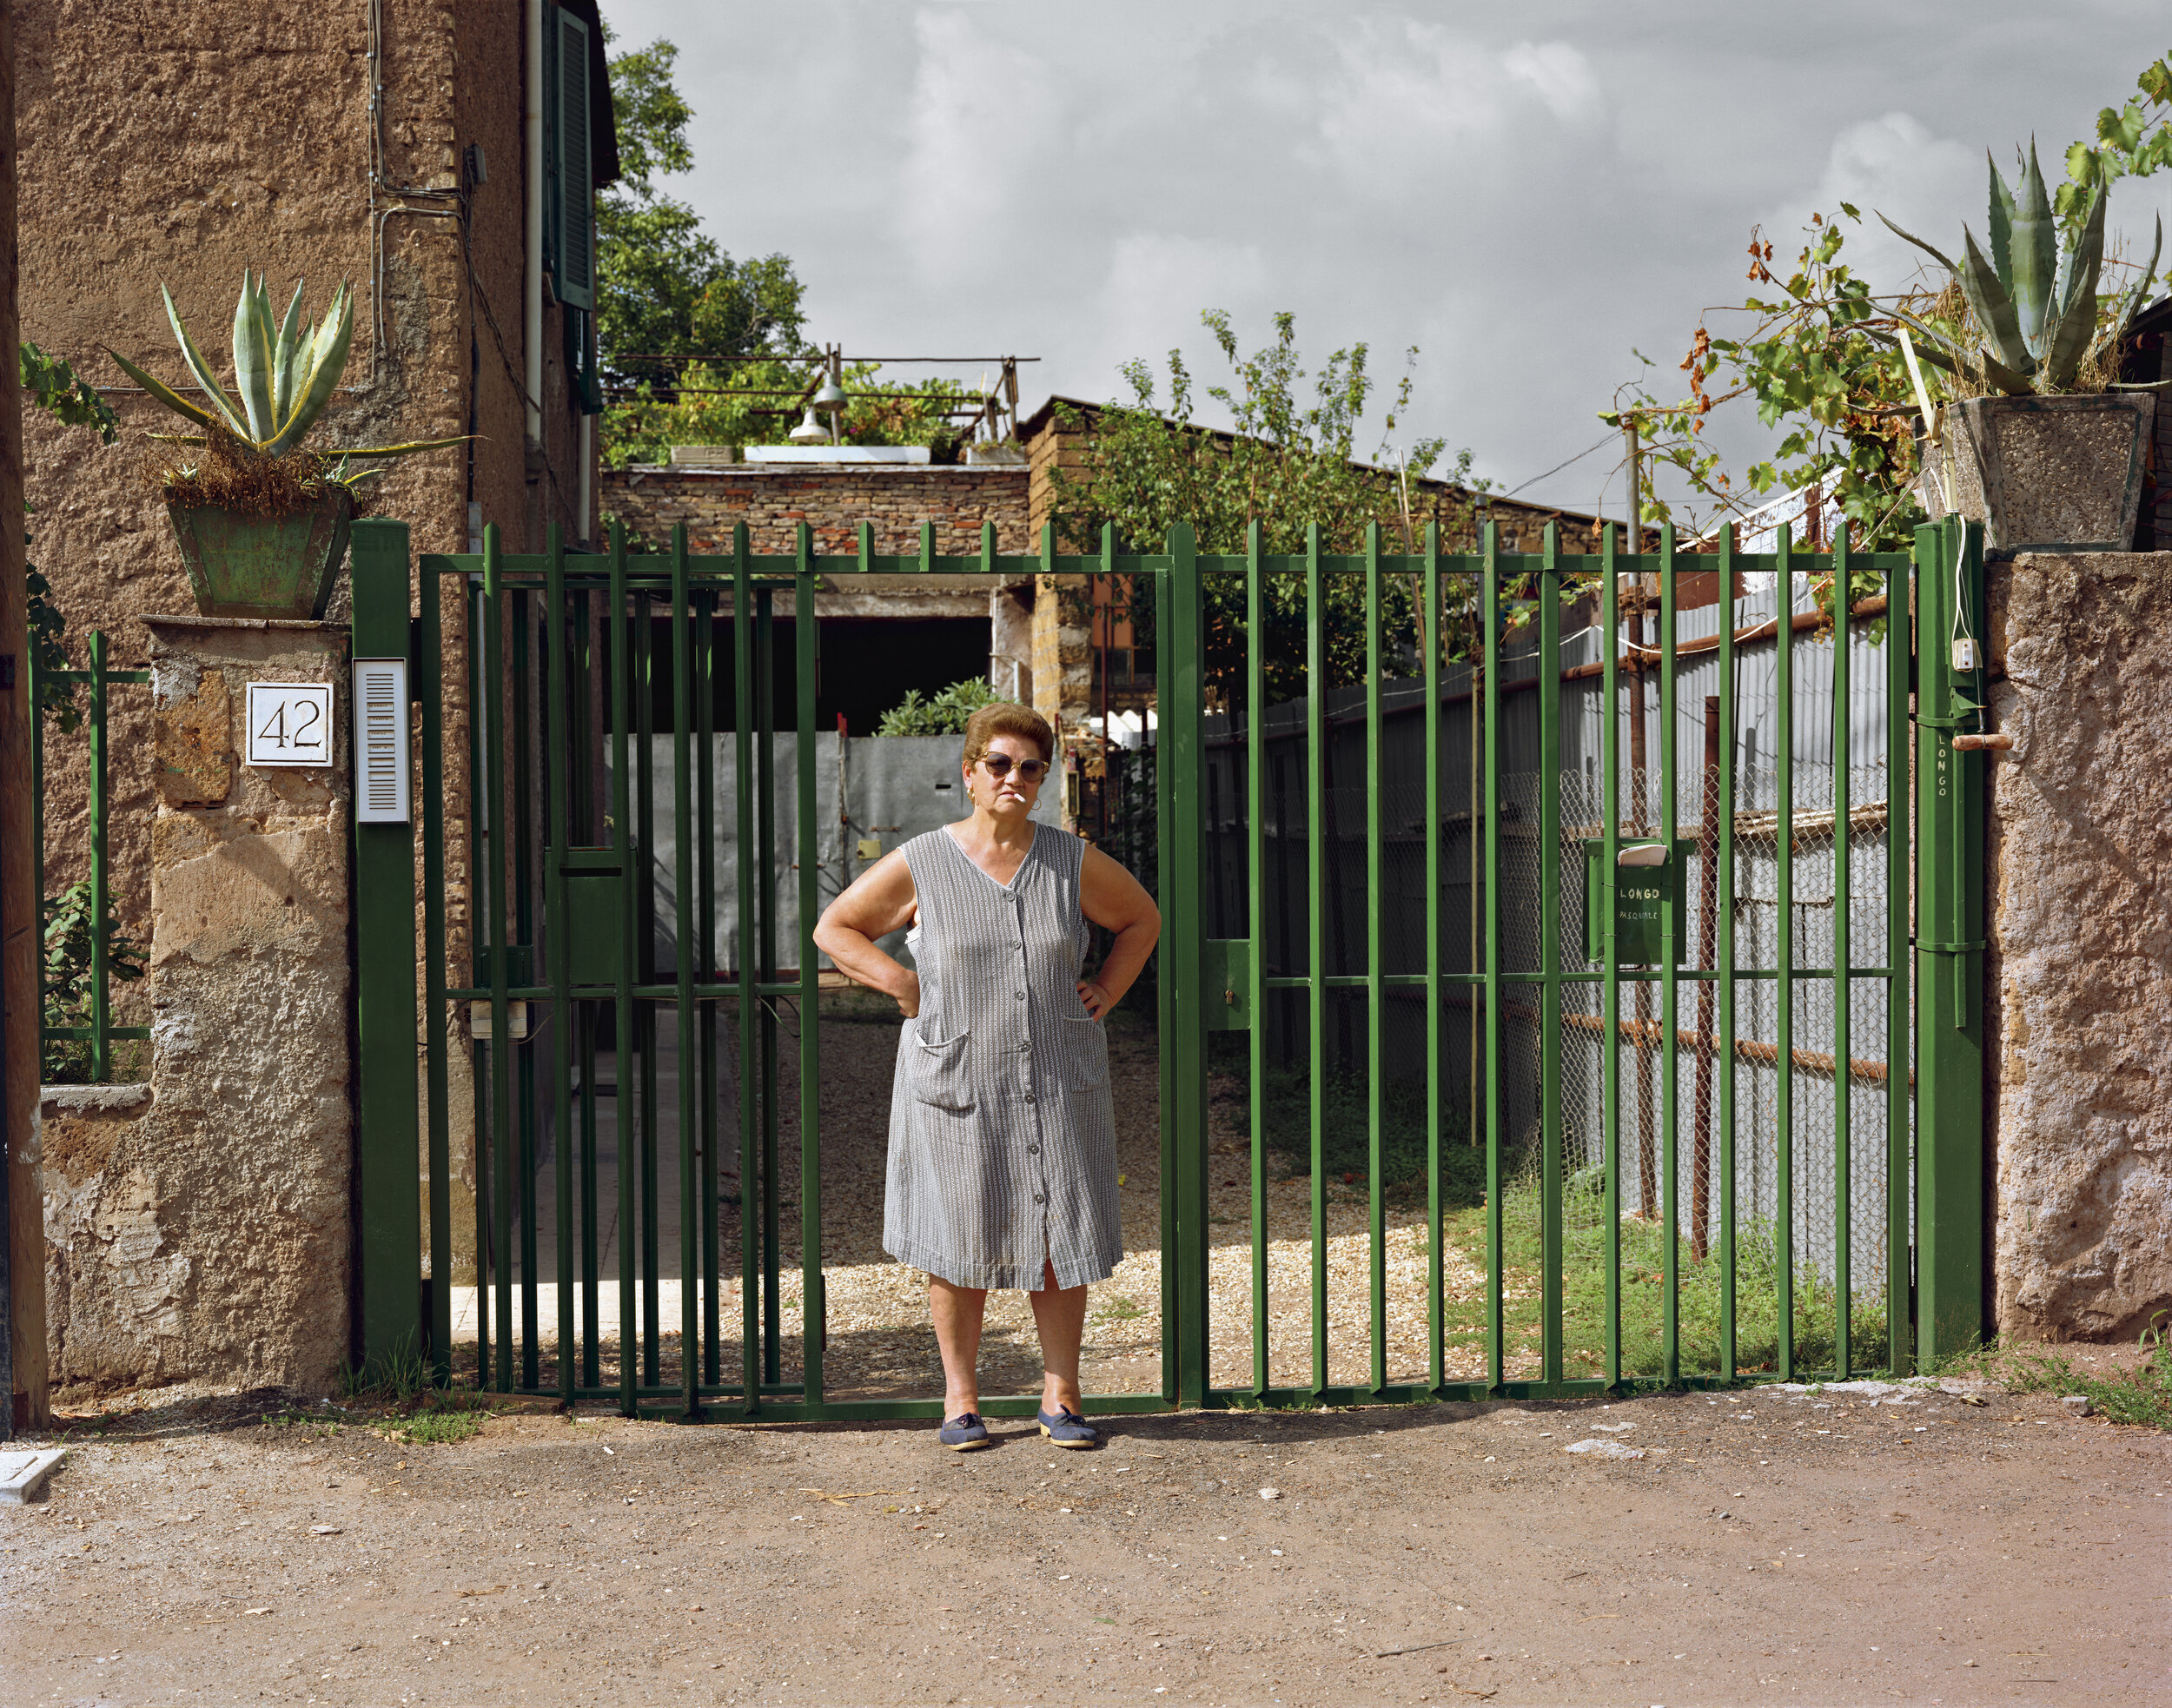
<box><xmin>2</xmin><ymin>1376</ymin><xmax>2164</xmax><ymax>1706</ymax></box>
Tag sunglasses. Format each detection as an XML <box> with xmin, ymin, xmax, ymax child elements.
<box><xmin>977</xmin><ymin>754</ymin><xmax>1050</xmax><ymax>782</ymax></box>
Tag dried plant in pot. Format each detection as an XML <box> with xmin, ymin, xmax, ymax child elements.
<box><xmin>109</xmin><ymin>274</ymin><xmax>465</xmax><ymax>618</ymax></box>
<box><xmin>1881</xmin><ymin>145</ymin><xmax>2163</xmax><ymax>557</ymax></box>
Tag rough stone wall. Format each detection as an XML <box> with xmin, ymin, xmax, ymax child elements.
<box><xmin>1031</xmin><ymin>576</ymin><xmax>1096</xmax><ymax>831</ymax></box>
<box><xmin>1985</xmin><ymin>553</ymin><xmax>2172</xmax><ymax>1340</ymax></box>
<box><xmin>43</xmin><ymin>619</ymin><xmax>354</xmax><ymax>1394</ymax></box>
<box><xmin>600</xmin><ymin>465</ymin><xmax>1031</xmax><ymax>557</ymax></box>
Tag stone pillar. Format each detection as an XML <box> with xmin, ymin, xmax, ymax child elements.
<box><xmin>40</xmin><ymin>617</ymin><xmax>354</xmax><ymax>1393</ymax></box>
<box><xmin>988</xmin><ymin>579</ymin><xmax>1034</xmax><ymax>707</ymax></box>
<box><xmin>1030</xmin><ymin>573</ymin><xmax>1096</xmax><ymax>832</ymax></box>
<box><xmin>1986</xmin><ymin>554</ymin><xmax>2172</xmax><ymax>1341</ymax></box>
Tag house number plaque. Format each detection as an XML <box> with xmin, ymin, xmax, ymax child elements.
<box><xmin>245</xmin><ymin>681</ymin><xmax>334</xmax><ymax>768</ymax></box>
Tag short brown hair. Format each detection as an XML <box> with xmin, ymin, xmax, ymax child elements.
<box><xmin>962</xmin><ymin>701</ymin><xmax>1054</xmax><ymax>768</ymax></box>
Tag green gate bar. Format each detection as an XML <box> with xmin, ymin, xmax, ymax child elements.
<box><xmin>1915</xmin><ymin>519</ymin><xmax>1987</xmax><ymax>1360</ymax></box>
<box><xmin>1245</xmin><ymin>522</ymin><xmax>1269</xmax><ymax>1396</ymax></box>
<box><xmin>1480</xmin><ymin>523</ymin><xmax>1506</xmax><ymax>1393</ymax></box>
<box><xmin>351</xmin><ymin>520</ymin><xmax>420</xmax><ymax>1379</ymax></box>
<box><xmin>1599</xmin><ymin>527</ymin><xmax>1623</xmax><ymax>1384</ymax></box>
<box><xmin>29</xmin><ymin>633</ymin><xmax>152</xmax><ymax>1081</ymax></box>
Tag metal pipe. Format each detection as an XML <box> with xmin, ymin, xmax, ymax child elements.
<box><xmin>524</xmin><ymin>0</ymin><xmax>545</xmax><ymax>449</ymax></box>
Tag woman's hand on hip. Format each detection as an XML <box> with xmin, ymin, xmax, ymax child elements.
<box><xmin>897</xmin><ymin>970</ymin><xmax>923</xmax><ymax>1020</ymax></box>
<box><xmin>1076</xmin><ymin>978</ymin><xmax>1114</xmax><ymax>1020</ymax></box>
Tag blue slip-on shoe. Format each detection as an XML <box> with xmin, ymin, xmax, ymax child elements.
<box><xmin>1037</xmin><ymin>1406</ymin><xmax>1100</xmax><ymax>1448</ymax></box>
<box><xmin>938</xmin><ymin>1412</ymin><xmax>990</xmax><ymax>1451</ymax></box>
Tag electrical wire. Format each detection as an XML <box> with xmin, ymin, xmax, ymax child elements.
<box><xmin>1496</xmin><ymin>432</ymin><xmax>1619</xmax><ymax>500</ymax></box>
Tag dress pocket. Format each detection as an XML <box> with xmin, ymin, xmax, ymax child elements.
<box><xmin>909</xmin><ymin>1026</ymin><xmax>975</xmax><ymax>1112</ymax></box>
<box><xmin>1060</xmin><ymin>1014</ymin><xmax>1111</xmax><ymax>1092</ymax></box>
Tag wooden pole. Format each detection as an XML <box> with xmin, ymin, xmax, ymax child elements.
<box><xmin>0</xmin><ymin>0</ymin><xmax>50</xmax><ymax>1435</ymax></box>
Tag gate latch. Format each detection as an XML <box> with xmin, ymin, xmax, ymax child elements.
<box><xmin>1202</xmin><ymin>939</ymin><xmax>1252</xmax><ymax>1031</ymax></box>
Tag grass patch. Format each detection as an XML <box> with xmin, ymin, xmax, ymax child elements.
<box><xmin>1994</xmin><ymin>1313</ymin><xmax>2172</xmax><ymax>1429</ymax></box>
<box><xmin>374</xmin><ymin>1387</ymin><xmax>497</xmax><ymax>1447</ymax></box>
<box><xmin>1441</xmin><ymin>1151</ymin><xmax>1887</xmax><ymax>1377</ymax></box>
<box><xmin>261</xmin><ymin>1406</ymin><xmax>346</xmax><ymax>1440</ymax></box>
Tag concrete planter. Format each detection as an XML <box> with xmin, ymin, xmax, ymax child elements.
<box><xmin>167</xmin><ymin>487</ymin><xmax>355</xmax><ymax>619</ymax></box>
<box><xmin>1917</xmin><ymin>394</ymin><xmax>2155</xmax><ymax>558</ymax></box>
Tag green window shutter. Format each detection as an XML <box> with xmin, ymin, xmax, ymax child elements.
<box><xmin>554</xmin><ymin>8</ymin><xmax>594</xmax><ymax>310</ymax></box>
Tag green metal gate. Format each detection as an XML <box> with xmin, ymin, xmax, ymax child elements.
<box><xmin>350</xmin><ymin>513</ymin><xmax>1988</xmax><ymax>1416</ymax></box>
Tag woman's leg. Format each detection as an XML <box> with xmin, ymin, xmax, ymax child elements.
<box><xmin>929</xmin><ymin>1275</ymin><xmax>990</xmax><ymax>1417</ymax></box>
<box><xmin>1027</xmin><ymin>1258</ymin><xmax>1089</xmax><ymax>1414</ymax></box>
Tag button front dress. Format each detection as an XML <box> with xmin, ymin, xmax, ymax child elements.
<box><xmin>884</xmin><ymin>823</ymin><xmax>1122</xmax><ymax>1291</ymax></box>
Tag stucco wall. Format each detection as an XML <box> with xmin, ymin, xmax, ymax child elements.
<box><xmin>1985</xmin><ymin>553</ymin><xmax>2172</xmax><ymax>1340</ymax></box>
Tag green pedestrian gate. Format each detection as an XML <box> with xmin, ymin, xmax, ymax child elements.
<box><xmin>349</xmin><ymin>514</ymin><xmax>1990</xmax><ymax>1416</ymax></box>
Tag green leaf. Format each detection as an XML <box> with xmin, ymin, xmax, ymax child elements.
<box><xmin>2091</xmin><ymin>209</ymin><xmax>2161</xmax><ymax>370</ymax></box>
<box><xmin>2041</xmin><ymin>184</ymin><xmax>2104</xmax><ymax>389</ymax></box>
<box><xmin>1876</xmin><ymin>211</ymin><xmax>1958</xmax><ymax>275</ymax></box>
<box><xmin>1960</xmin><ymin>226</ymin><xmax>2035</xmax><ymax>378</ymax></box>
<box><xmin>272</xmin><ymin>277</ymin><xmax>308</xmax><ymax>422</ymax></box>
<box><xmin>104</xmin><ymin>345</ymin><xmax>232</xmax><ymax>437</ymax></box>
<box><xmin>232</xmin><ymin>268</ymin><xmax>277</xmax><ymax>442</ymax></box>
<box><xmin>262</xmin><ymin>282</ymin><xmax>354</xmax><ymax>457</ymax></box>
<box><xmin>2010</xmin><ymin>142</ymin><xmax>2059</xmax><ymax>350</ymax></box>
<box><xmin>1986</xmin><ymin>150</ymin><xmax>2016</xmax><ymax>291</ymax></box>
<box><xmin>160</xmin><ymin>283</ymin><xmax>250</xmax><ymax>440</ymax></box>
<box><xmin>328</xmin><ymin>434</ymin><xmax>473</xmax><ymax>458</ymax></box>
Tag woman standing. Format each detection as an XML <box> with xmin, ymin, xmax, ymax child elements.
<box><xmin>813</xmin><ymin>703</ymin><xmax>1161</xmax><ymax>1449</ymax></box>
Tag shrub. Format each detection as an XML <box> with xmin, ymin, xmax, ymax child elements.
<box><xmin>875</xmin><ymin>678</ymin><xmax>1005</xmax><ymax>737</ymax></box>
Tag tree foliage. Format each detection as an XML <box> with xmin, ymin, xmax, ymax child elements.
<box><xmin>2059</xmin><ymin>50</ymin><xmax>2172</xmax><ymax>230</ymax></box>
<box><xmin>41</xmin><ymin>879</ymin><xmax>147</xmax><ymax>1084</ymax></box>
<box><xmin>1604</xmin><ymin>209</ymin><xmax>1950</xmax><ymax>553</ymax></box>
<box><xmin>21</xmin><ymin>342</ymin><xmax>118</xmax><ymax>732</ymax></box>
<box><xmin>598</xmin><ymin>36</ymin><xmax>811</xmax><ymax>400</ymax></box>
<box><xmin>596</xmin><ymin>34</ymin><xmax>978</xmax><ymax>466</ymax></box>
<box><xmin>603</xmin><ymin>354</ymin><xmax>980</xmax><ymax>470</ymax></box>
<box><xmin>1045</xmin><ymin>310</ymin><xmax>1495</xmax><ymax>698</ymax></box>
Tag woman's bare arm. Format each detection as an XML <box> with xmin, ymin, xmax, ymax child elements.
<box><xmin>1076</xmin><ymin>844</ymin><xmax>1162</xmax><ymax>1020</ymax></box>
<box><xmin>812</xmin><ymin>849</ymin><xmax>922</xmax><ymax>1016</ymax></box>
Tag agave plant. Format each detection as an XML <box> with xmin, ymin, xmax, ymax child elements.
<box><xmin>1880</xmin><ymin>141</ymin><xmax>2162</xmax><ymax>395</ymax></box>
<box><xmin>107</xmin><ymin>272</ymin><xmax>464</xmax><ymax>491</ymax></box>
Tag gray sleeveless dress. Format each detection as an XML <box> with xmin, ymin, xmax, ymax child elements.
<box><xmin>883</xmin><ymin>823</ymin><xmax>1123</xmax><ymax>1290</ymax></box>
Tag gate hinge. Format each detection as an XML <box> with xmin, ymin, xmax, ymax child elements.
<box><xmin>1913</xmin><ymin>938</ymin><xmax>1985</xmax><ymax>955</ymax></box>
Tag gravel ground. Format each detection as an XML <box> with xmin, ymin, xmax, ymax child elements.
<box><xmin>2</xmin><ymin>1374</ymin><xmax>2164</xmax><ymax>1705</ymax></box>
<box><xmin>690</xmin><ymin>993</ymin><xmax>1507</xmax><ymax>1403</ymax></box>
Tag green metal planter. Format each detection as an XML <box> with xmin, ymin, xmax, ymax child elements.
<box><xmin>168</xmin><ymin>487</ymin><xmax>355</xmax><ymax>619</ymax></box>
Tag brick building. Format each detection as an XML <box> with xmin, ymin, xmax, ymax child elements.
<box><xmin>599</xmin><ymin>404</ymin><xmax>1625</xmax><ymax>792</ymax></box>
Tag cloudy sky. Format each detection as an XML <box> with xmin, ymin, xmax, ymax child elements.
<box><xmin>599</xmin><ymin>0</ymin><xmax>2172</xmax><ymax>520</ymax></box>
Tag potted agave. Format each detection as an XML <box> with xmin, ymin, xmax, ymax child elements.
<box><xmin>108</xmin><ymin>274</ymin><xmax>463</xmax><ymax>619</ymax></box>
<box><xmin>1881</xmin><ymin>143</ymin><xmax>2162</xmax><ymax>556</ymax></box>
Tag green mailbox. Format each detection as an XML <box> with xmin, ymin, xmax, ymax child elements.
<box><xmin>1580</xmin><ymin>837</ymin><xmax>1694</xmax><ymax>966</ymax></box>
<box><xmin>560</xmin><ymin>845</ymin><xmax>626</xmax><ymax>986</ymax></box>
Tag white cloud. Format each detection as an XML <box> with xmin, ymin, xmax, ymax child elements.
<box><xmin>598</xmin><ymin>0</ymin><xmax>2172</xmax><ymax>512</ymax></box>
<box><xmin>899</xmin><ymin>9</ymin><xmax>1059</xmax><ymax>282</ymax></box>
<box><xmin>1315</xmin><ymin>24</ymin><xmax>1605</xmax><ymax>198</ymax></box>
<box><xmin>1501</xmin><ymin>40</ymin><xmax>1599</xmax><ymax>119</ymax></box>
